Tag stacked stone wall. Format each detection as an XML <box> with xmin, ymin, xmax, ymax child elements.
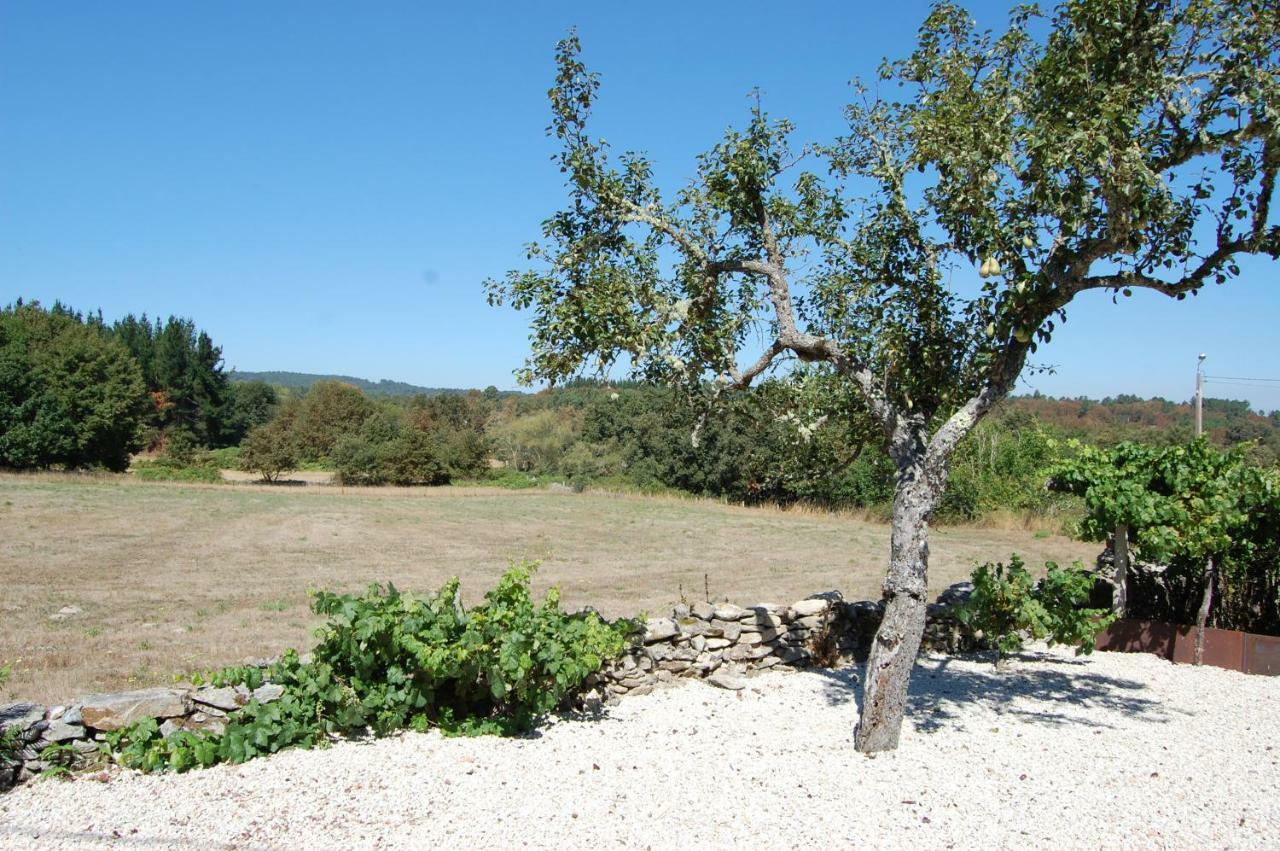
<box><xmin>583</xmin><ymin>585</ymin><xmax>972</xmax><ymax>700</ymax></box>
<box><xmin>1</xmin><ymin>584</ymin><xmax>972</xmax><ymax>790</ymax></box>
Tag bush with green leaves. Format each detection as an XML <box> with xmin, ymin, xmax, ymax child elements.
<box><xmin>1</xmin><ymin>725</ymin><xmax>22</xmax><ymax>782</ymax></box>
<box><xmin>333</xmin><ymin>424</ymin><xmax>450</xmax><ymax>486</ymax></box>
<box><xmin>957</xmin><ymin>555</ymin><xmax>1115</xmax><ymax>663</ymax></box>
<box><xmin>103</xmin><ymin>563</ymin><xmax>634</xmax><ymax>773</ymax></box>
<box><xmin>237</xmin><ymin>421</ymin><xmax>299</xmax><ymax>483</ymax></box>
<box><xmin>131</xmin><ymin>458</ymin><xmax>223</xmax><ymax>483</ymax></box>
<box><xmin>131</xmin><ymin>434</ymin><xmax>225</xmax><ymax>482</ymax></box>
<box><xmin>1052</xmin><ymin>439</ymin><xmax>1280</xmax><ymax>635</ymax></box>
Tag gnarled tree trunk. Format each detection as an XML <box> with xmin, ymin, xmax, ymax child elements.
<box><xmin>855</xmin><ymin>452</ymin><xmax>936</xmax><ymax>753</ymax></box>
<box><xmin>1194</xmin><ymin>557</ymin><xmax>1216</xmax><ymax>666</ymax></box>
<box><xmin>852</xmin><ymin>385</ymin><xmax>1003</xmax><ymax>753</ymax></box>
<box><xmin>1113</xmin><ymin>524</ymin><xmax>1129</xmax><ymax>617</ymax></box>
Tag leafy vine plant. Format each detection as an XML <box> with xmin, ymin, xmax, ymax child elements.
<box><xmin>488</xmin><ymin>1</ymin><xmax>1279</xmax><ymax>751</ymax></box>
<box><xmin>1052</xmin><ymin>439</ymin><xmax>1280</xmax><ymax>649</ymax></box>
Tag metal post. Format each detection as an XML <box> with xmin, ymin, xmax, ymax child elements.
<box><xmin>1195</xmin><ymin>353</ymin><xmax>1206</xmax><ymax>437</ymax></box>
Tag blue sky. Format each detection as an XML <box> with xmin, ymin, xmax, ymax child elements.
<box><xmin>2</xmin><ymin>1</ymin><xmax>1278</xmax><ymax>411</ymax></box>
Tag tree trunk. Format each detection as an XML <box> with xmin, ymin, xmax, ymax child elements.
<box><xmin>1112</xmin><ymin>524</ymin><xmax>1129</xmax><ymax>617</ymax></box>
<box><xmin>1194</xmin><ymin>557</ymin><xmax>1215</xmax><ymax>666</ymax></box>
<box><xmin>855</xmin><ymin>469</ymin><xmax>933</xmax><ymax>753</ymax></box>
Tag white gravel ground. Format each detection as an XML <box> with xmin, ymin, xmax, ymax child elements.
<box><xmin>2</xmin><ymin>645</ymin><xmax>1277</xmax><ymax>850</ymax></box>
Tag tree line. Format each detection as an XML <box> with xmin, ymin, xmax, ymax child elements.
<box><xmin>0</xmin><ymin>300</ymin><xmax>276</xmax><ymax>470</ymax></box>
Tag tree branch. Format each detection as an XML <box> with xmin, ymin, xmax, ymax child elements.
<box><xmin>728</xmin><ymin>340</ymin><xmax>786</xmax><ymax>389</ymax></box>
<box><xmin>1150</xmin><ymin>120</ymin><xmax>1271</xmax><ymax>174</ymax></box>
<box><xmin>1073</xmin><ymin>235</ymin><xmax>1260</xmax><ymax>298</ymax></box>
<box><xmin>617</xmin><ymin>201</ymin><xmax>708</xmax><ymax>263</ymax></box>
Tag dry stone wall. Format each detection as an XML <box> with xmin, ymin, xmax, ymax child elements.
<box><xmin>581</xmin><ymin>584</ymin><xmax>973</xmax><ymax>701</ymax></box>
<box><xmin>0</xmin><ymin>681</ymin><xmax>289</xmax><ymax>789</ymax></box>
<box><xmin>1</xmin><ymin>584</ymin><xmax>972</xmax><ymax>791</ymax></box>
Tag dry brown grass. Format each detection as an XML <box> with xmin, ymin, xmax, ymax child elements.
<box><xmin>0</xmin><ymin>474</ymin><xmax>1097</xmax><ymax>704</ymax></box>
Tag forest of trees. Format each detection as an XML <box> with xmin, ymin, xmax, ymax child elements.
<box><xmin>5</xmin><ymin>297</ymin><xmax>1277</xmax><ymax>508</ymax></box>
<box><xmin>0</xmin><ymin>300</ymin><xmax>277</xmax><ymax>469</ymax></box>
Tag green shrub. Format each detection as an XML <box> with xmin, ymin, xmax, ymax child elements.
<box><xmin>378</xmin><ymin>431</ymin><xmax>449</xmax><ymax>486</ymax></box>
<box><xmin>104</xmin><ymin>564</ymin><xmax>634</xmax><ymax>773</ymax></box>
<box><xmin>333</xmin><ymin>428</ymin><xmax>450</xmax><ymax>486</ymax></box>
<box><xmin>332</xmin><ymin>433</ymin><xmax>385</xmax><ymax>484</ymax></box>
<box><xmin>936</xmin><ymin>412</ymin><xmax>1064</xmax><ymax>522</ymax></box>
<box><xmin>956</xmin><ymin>555</ymin><xmax>1115</xmax><ymax>663</ymax></box>
<box><xmin>204</xmin><ymin>446</ymin><xmax>241</xmax><ymax>468</ymax></box>
<box><xmin>558</xmin><ymin>440</ymin><xmax>625</xmax><ymax>490</ymax></box>
<box><xmin>237</xmin><ymin>422</ymin><xmax>299</xmax><ymax>483</ymax></box>
<box><xmin>490</xmin><ymin>408</ymin><xmax>583</xmax><ymax>473</ymax></box>
<box><xmin>1</xmin><ymin>725</ymin><xmax>22</xmax><ymax>778</ymax></box>
<box><xmin>131</xmin><ymin>459</ymin><xmax>222</xmax><ymax>483</ymax></box>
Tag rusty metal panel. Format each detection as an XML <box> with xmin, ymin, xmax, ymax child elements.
<box><xmin>1170</xmin><ymin>625</ymin><xmax>1245</xmax><ymax>670</ymax></box>
<box><xmin>1095</xmin><ymin>619</ymin><xmax>1280</xmax><ymax>676</ymax></box>
<box><xmin>1095</xmin><ymin>619</ymin><xmax>1176</xmax><ymax>659</ymax></box>
<box><xmin>1245</xmin><ymin>633</ymin><xmax>1280</xmax><ymax>676</ymax></box>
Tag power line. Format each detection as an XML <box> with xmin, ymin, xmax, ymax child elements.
<box><xmin>1206</xmin><ymin>380</ymin><xmax>1280</xmax><ymax>390</ymax></box>
<box><xmin>1206</xmin><ymin>375</ymin><xmax>1280</xmax><ymax>383</ymax></box>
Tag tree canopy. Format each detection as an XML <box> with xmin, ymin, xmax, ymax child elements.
<box><xmin>0</xmin><ymin>301</ymin><xmax>148</xmax><ymax>471</ymax></box>
<box><xmin>489</xmin><ymin>0</ymin><xmax>1279</xmax><ymax>751</ymax></box>
<box><xmin>108</xmin><ymin>314</ymin><xmax>233</xmax><ymax>447</ymax></box>
<box><xmin>491</xmin><ymin>1</ymin><xmax>1278</xmax><ymax>435</ymax></box>
<box><xmin>1053</xmin><ymin>438</ymin><xmax>1280</xmax><ymax>634</ymax></box>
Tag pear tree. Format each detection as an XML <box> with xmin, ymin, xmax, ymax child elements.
<box><xmin>489</xmin><ymin>0</ymin><xmax>1279</xmax><ymax>751</ymax></box>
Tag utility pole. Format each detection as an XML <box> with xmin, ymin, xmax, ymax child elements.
<box><xmin>1195</xmin><ymin>353</ymin><xmax>1206</xmax><ymax>437</ymax></box>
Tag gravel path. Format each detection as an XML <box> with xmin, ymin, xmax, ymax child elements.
<box><xmin>2</xmin><ymin>646</ymin><xmax>1277</xmax><ymax>849</ymax></box>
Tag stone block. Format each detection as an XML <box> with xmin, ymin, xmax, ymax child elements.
<box><xmin>643</xmin><ymin>618</ymin><xmax>679</xmax><ymax>644</ymax></box>
<box><xmin>706</xmin><ymin>670</ymin><xmax>745</xmax><ymax>690</ymax></box>
<box><xmin>712</xmin><ymin>603</ymin><xmax>744</xmax><ymax>621</ymax></box>
<box><xmin>0</xmin><ymin>703</ymin><xmax>45</xmax><ymax>734</ymax></box>
<box><xmin>691</xmin><ymin>601</ymin><xmax>715</xmax><ymax>620</ymax></box>
<box><xmin>791</xmin><ymin>598</ymin><xmax>832</xmax><ymax>618</ymax></box>
<box><xmin>710</xmin><ymin>619</ymin><xmax>742</xmax><ymax>641</ymax></box>
<box><xmin>79</xmin><ymin>688</ymin><xmax>189</xmax><ymax>732</ymax></box>
<box><xmin>252</xmin><ymin>684</ymin><xmax>285</xmax><ymax>704</ymax></box>
<box><xmin>41</xmin><ymin>719</ymin><xmax>86</xmax><ymax>743</ymax></box>
<box><xmin>192</xmin><ymin>686</ymin><xmax>246</xmax><ymax>712</ymax></box>
<box><xmin>677</xmin><ymin>617</ymin><xmax>707</xmax><ymax>637</ymax></box>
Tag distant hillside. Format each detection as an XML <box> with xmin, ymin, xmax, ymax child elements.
<box><xmin>229</xmin><ymin>371</ymin><xmax>482</xmax><ymax>398</ymax></box>
<box><xmin>1006</xmin><ymin>393</ymin><xmax>1280</xmax><ymax>462</ymax></box>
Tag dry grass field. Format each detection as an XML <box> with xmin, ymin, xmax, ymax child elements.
<box><xmin>0</xmin><ymin>474</ymin><xmax>1097</xmax><ymax>704</ymax></box>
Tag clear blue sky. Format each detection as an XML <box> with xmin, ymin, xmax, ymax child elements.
<box><xmin>3</xmin><ymin>1</ymin><xmax>1278</xmax><ymax>411</ymax></box>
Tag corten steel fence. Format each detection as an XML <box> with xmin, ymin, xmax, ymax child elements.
<box><xmin>1096</xmin><ymin>619</ymin><xmax>1280</xmax><ymax>676</ymax></box>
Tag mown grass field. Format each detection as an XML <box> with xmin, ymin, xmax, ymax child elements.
<box><xmin>0</xmin><ymin>474</ymin><xmax>1097</xmax><ymax>704</ymax></box>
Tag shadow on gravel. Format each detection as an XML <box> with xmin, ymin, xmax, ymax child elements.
<box><xmin>811</xmin><ymin>653</ymin><xmax>1176</xmax><ymax>733</ymax></box>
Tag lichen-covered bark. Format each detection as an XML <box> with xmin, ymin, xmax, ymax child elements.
<box><xmin>855</xmin><ymin>468</ymin><xmax>933</xmax><ymax>752</ymax></box>
<box><xmin>853</xmin><ymin>390</ymin><xmax>1005</xmax><ymax>754</ymax></box>
<box><xmin>1113</xmin><ymin>524</ymin><xmax>1130</xmax><ymax>616</ymax></box>
<box><xmin>1194</xmin><ymin>557</ymin><xmax>1216</xmax><ymax>665</ymax></box>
